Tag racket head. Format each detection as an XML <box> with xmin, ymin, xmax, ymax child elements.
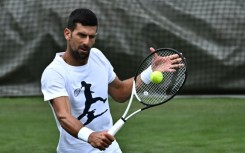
<box><xmin>134</xmin><ymin>48</ymin><xmax>187</xmax><ymax>106</ymax></box>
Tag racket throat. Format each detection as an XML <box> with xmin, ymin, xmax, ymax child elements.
<box><xmin>120</xmin><ymin>117</ymin><xmax>127</xmax><ymax>122</ymax></box>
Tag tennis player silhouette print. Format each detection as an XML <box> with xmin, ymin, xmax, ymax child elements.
<box><xmin>75</xmin><ymin>81</ymin><xmax>108</xmax><ymax>125</ymax></box>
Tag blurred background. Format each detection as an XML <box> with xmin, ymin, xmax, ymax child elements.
<box><xmin>0</xmin><ymin>0</ymin><xmax>244</xmax><ymax>96</ymax></box>
<box><xmin>1</xmin><ymin>1</ymin><xmax>245</xmax><ymax>153</ymax></box>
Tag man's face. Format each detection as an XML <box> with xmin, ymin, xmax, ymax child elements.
<box><xmin>65</xmin><ymin>23</ymin><xmax>97</xmax><ymax>62</ymax></box>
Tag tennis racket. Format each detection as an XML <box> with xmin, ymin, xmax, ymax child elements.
<box><xmin>108</xmin><ymin>48</ymin><xmax>187</xmax><ymax>136</ymax></box>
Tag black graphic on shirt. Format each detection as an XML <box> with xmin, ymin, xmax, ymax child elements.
<box><xmin>74</xmin><ymin>81</ymin><xmax>108</xmax><ymax>125</ymax></box>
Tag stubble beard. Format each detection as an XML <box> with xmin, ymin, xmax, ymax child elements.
<box><xmin>70</xmin><ymin>45</ymin><xmax>91</xmax><ymax>62</ymax></box>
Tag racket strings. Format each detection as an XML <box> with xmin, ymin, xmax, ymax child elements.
<box><xmin>135</xmin><ymin>49</ymin><xmax>187</xmax><ymax>106</ymax></box>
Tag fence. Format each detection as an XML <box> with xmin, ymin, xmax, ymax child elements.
<box><xmin>0</xmin><ymin>0</ymin><xmax>244</xmax><ymax>96</ymax></box>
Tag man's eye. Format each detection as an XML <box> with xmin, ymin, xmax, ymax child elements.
<box><xmin>78</xmin><ymin>34</ymin><xmax>87</xmax><ymax>38</ymax></box>
<box><xmin>89</xmin><ymin>35</ymin><xmax>96</xmax><ymax>39</ymax></box>
<box><xmin>78</xmin><ymin>33</ymin><xmax>96</xmax><ymax>39</ymax></box>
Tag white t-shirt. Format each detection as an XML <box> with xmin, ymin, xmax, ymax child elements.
<box><xmin>41</xmin><ymin>48</ymin><xmax>122</xmax><ymax>153</ymax></box>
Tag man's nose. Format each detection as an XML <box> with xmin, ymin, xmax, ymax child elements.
<box><xmin>83</xmin><ymin>36</ymin><xmax>90</xmax><ymax>45</ymax></box>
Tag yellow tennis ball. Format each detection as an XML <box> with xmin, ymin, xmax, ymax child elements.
<box><xmin>150</xmin><ymin>71</ymin><xmax>163</xmax><ymax>84</ymax></box>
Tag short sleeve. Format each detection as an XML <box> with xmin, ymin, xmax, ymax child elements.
<box><xmin>107</xmin><ymin>64</ymin><xmax>116</xmax><ymax>84</ymax></box>
<box><xmin>41</xmin><ymin>68</ymin><xmax>68</xmax><ymax>101</ymax></box>
<box><xmin>92</xmin><ymin>48</ymin><xmax>116</xmax><ymax>83</ymax></box>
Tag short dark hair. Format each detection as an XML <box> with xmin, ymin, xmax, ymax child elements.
<box><xmin>67</xmin><ymin>8</ymin><xmax>98</xmax><ymax>31</ymax></box>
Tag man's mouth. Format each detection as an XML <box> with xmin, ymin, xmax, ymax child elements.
<box><xmin>78</xmin><ymin>47</ymin><xmax>88</xmax><ymax>52</ymax></box>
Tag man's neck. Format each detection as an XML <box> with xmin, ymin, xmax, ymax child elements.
<box><xmin>62</xmin><ymin>51</ymin><xmax>88</xmax><ymax>66</ymax></box>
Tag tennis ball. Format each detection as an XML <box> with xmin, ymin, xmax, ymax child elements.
<box><xmin>150</xmin><ymin>71</ymin><xmax>163</xmax><ymax>84</ymax></box>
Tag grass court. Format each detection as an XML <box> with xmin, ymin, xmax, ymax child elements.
<box><xmin>0</xmin><ymin>97</ymin><xmax>244</xmax><ymax>153</ymax></box>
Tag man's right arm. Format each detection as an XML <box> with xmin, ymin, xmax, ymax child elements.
<box><xmin>50</xmin><ymin>96</ymin><xmax>115</xmax><ymax>151</ymax></box>
<box><xmin>50</xmin><ymin>96</ymin><xmax>82</xmax><ymax>137</ymax></box>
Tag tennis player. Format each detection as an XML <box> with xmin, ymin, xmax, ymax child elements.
<box><xmin>41</xmin><ymin>8</ymin><xmax>180</xmax><ymax>153</ymax></box>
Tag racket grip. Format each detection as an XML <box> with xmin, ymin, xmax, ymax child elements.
<box><xmin>108</xmin><ymin>118</ymin><xmax>125</xmax><ymax>136</ymax></box>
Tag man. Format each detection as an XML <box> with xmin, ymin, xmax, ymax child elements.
<box><xmin>41</xmin><ymin>8</ymin><xmax>182</xmax><ymax>153</ymax></box>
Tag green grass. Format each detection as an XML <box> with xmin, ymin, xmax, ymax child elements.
<box><xmin>0</xmin><ymin>97</ymin><xmax>244</xmax><ymax>153</ymax></box>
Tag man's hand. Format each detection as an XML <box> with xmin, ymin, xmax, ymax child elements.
<box><xmin>150</xmin><ymin>47</ymin><xmax>184</xmax><ymax>72</ymax></box>
<box><xmin>88</xmin><ymin>131</ymin><xmax>115</xmax><ymax>151</ymax></box>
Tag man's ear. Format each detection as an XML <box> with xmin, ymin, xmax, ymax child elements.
<box><xmin>64</xmin><ymin>28</ymin><xmax>71</xmax><ymax>40</ymax></box>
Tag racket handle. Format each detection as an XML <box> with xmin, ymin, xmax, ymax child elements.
<box><xmin>108</xmin><ymin>118</ymin><xmax>125</xmax><ymax>136</ymax></box>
